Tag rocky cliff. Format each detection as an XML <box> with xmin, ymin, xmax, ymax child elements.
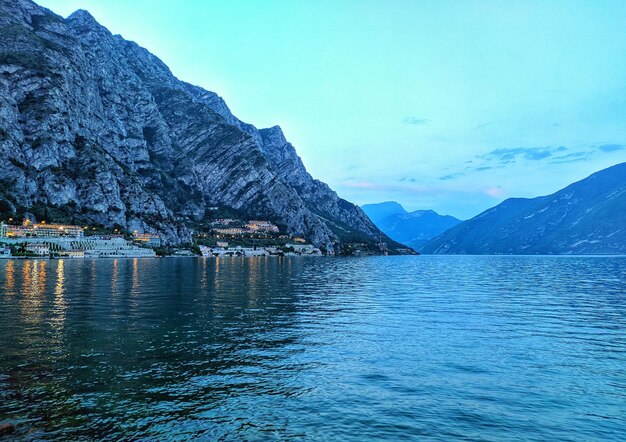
<box><xmin>422</xmin><ymin>162</ymin><xmax>626</xmax><ymax>255</ymax></box>
<box><xmin>0</xmin><ymin>0</ymin><xmax>400</xmax><ymax>254</ymax></box>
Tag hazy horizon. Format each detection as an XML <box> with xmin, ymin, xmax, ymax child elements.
<box><xmin>36</xmin><ymin>0</ymin><xmax>626</xmax><ymax>219</ymax></box>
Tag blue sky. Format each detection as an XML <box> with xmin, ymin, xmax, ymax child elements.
<box><xmin>38</xmin><ymin>0</ymin><xmax>626</xmax><ymax>219</ymax></box>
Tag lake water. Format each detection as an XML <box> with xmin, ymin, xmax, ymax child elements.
<box><xmin>0</xmin><ymin>256</ymin><xmax>625</xmax><ymax>440</ymax></box>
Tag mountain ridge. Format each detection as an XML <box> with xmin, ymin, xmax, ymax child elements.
<box><xmin>422</xmin><ymin>162</ymin><xmax>626</xmax><ymax>255</ymax></box>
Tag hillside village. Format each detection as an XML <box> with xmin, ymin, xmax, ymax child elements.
<box><xmin>0</xmin><ymin>217</ymin><xmax>324</xmax><ymax>259</ymax></box>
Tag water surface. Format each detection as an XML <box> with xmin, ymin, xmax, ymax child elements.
<box><xmin>0</xmin><ymin>256</ymin><xmax>625</xmax><ymax>440</ymax></box>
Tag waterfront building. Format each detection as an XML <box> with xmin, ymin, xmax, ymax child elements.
<box><xmin>76</xmin><ymin>237</ymin><xmax>156</xmax><ymax>258</ymax></box>
<box><xmin>211</xmin><ymin>219</ymin><xmax>237</xmax><ymax>226</ymax></box>
<box><xmin>213</xmin><ymin>227</ymin><xmax>248</xmax><ymax>236</ymax></box>
<box><xmin>133</xmin><ymin>232</ymin><xmax>162</xmax><ymax>248</ymax></box>
<box><xmin>246</xmin><ymin>220</ymin><xmax>279</xmax><ymax>233</ymax></box>
<box><xmin>173</xmin><ymin>250</ymin><xmax>195</xmax><ymax>256</ymax></box>
<box><xmin>0</xmin><ymin>222</ymin><xmax>6</xmax><ymax>238</ymax></box>
<box><xmin>240</xmin><ymin>247</ymin><xmax>270</xmax><ymax>256</ymax></box>
<box><xmin>216</xmin><ymin>241</ymin><xmax>229</xmax><ymax>248</ymax></box>
<box><xmin>0</xmin><ymin>246</ymin><xmax>11</xmax><ymax>258</ymax></box>
<box><xmin>1</xmin><ymin>236</ymin><xmax>155</xmax><ymax>258</ymax></box>
<box><xmin>60</xmin><ymin>249</ymin><xmax>85</xmax><ymax>259</ymax></box>
<box><xmin>199</xmin><ymin>245</ymin><xmax>212</xmax><ymax>257</ymax></box>
<box><xmin>25</xmin><ymin>243</ymin><xmax>50</xmax><ymax>256</ymax></box>
<box><xmin>265</xmin><ymin>246</ymin><xmax>281</xmax><ymax>255</ymax></box>
<box><xmin>6</xmin><ymin>220</ymin><xmax>84</xmax><ymax>238</ymax></box>
<box><xmin>286</xmin><ymin>243</ymin><xmax>323</xmax><ymax>255</ymax></box>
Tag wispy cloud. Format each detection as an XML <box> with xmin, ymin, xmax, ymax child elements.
<box><xmin>403</xmin><ymin>116</ymin><xmax>430</xmax><ymax>125</ymax></box>
<box><xmin>598</xmin><ymin>144</ymin><xmax>625</xmax><ymax>152</ymax></box>
<box><xmin>439</xmin><ymin>172</ymin><xmax>464</xmax><ymax>181</ymax></box>
<box><xmin>482</xmin><ymin>146</ymin><xmax>567</xmax><ymax>163</ymax></box>
<box><xmin>479</xmin><ymin>143</ymin><xmax>624</xmax><ymax>166</ymax></box>
<box><xmin>474</xmin><ymin>118</ymin><xmax>510</xmax><ymax>130</ymax></box>
<box><xmin>549</xmin><ymin>151</ymin><xmax>593</xmax><ymax>164</ymax></box>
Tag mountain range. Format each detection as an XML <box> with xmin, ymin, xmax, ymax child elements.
<box><xmin>422</xmin><ymin>162</ymin><xmax>626</xmax><ymax>255</ymax></box>
<box><xmin>0</xmin><ymin>0</ymin><xmax>406</xmax><ymax>254</ymax></box>
<box><xmin>362</xmin><ymin>202</ymin><xmax>462</xmax><ymax>250</ymax></box>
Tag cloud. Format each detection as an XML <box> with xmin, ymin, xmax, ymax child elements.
<box><xmin>403</xmin><ymin>117</ymin><xmax>430</xmax><ymax>125</ymax></box>
<box><xmin>481</xmin><ymin>146</ymin><xmax>567</xmax><ymax>164</ymax></box>
<box><xmin>439</xmin><ymin>172</ymin><xmax>464</xmax><ymax>180</ymax></box>
<box><xmin>474</xmin><ymin>118</ymin><xmax>509</xmax><ymax>130</ymax></box>
<box><xmin>549</xmin><ymin>151</ymin><xmax>593</xmax><ymax>164</ymax></box>
<box><xmin>598</xmin><ymin>144</ymin><xmax>625</xmax><ymax>152</ymax></box>
<box><xmin>478</xmin><ymin>142</ymin><xmax>624</xmax><ymax>167</ymax></box>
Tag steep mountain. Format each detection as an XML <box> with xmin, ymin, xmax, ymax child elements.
<box><xmin>0</xmin><ymin>0</ymin><xmax>403</xmax><ymax>254</ymax></box>
<box><xmin>363</xmin><ymin>202</ymin><xmax>461</xmax><ymax>250</ymax></box>
<box><xmin>361</xmin><ymin>201</ymin><xmax>407</xmax><ymax>224</ymax></box>
<box><xmin>422</xmin><ymin>162</ymin><xmax>626</xmax><ymax>255</ymax></box>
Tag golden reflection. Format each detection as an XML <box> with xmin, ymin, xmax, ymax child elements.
<box><xmin>91</xmin><ymin>259</ymin><xmax>97</xmax><ymax>283</ymax></box>
<box><xmin>200</xmin><ymin>257</ymin><xmax>207</xmax><ymax>291</ymax></box>
<box><xmin>214</xmin><ymin>257</ymin><xmax>221</xmax><ymax>290</ymax></box>
<box><xmin>38</xmin><ymin>260</ymin><xmax>47</xmax><ymax>293</ymax></box>
<box><xmin>131</xmin><ymin>258</ymin><xmax>139</xmax><ymax>293</ymax></box>
<box><xmin>52</xmin><ymin>260</ymin><xmax>67</xmax><ymax>330</ymax></box>
<box><xmin>54</xmin><ymin>259</ymin><xmax>65</xmax><ymax>297</ymax></box>
<box><xmin>22</xmin><ymin>260</ymin><xmax>33</xmax><ymax>295</ymax></box>
<box><xmin>4</xmin><ymin>260</ymin><xmax>15</xmax><ymax>295</ymax></box>
<box><xmin>249</xmin><ymin>257</ymin><xmax>258</xmax><ymax>289</ymax></box>
<box><xmin>20</xmin><ymin>260</ymin><xmax>45</xmax><ymax>323</ymax></box>
<box><xmin>111</xmin><ymin>258</ymin><xmax>119</xmax><ymax>296</ymax></box>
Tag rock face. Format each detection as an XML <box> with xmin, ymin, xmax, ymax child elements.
<box><xmin>362</xmin><ymin>202</ymin><xmax>461</xmax><ymax>250</ymax></box>
<box><xmin>422</xmin><ymin>162</ymin><xmax>626</xmax><ymax>255</ymax></box>
<box><xmin>0</xmin><ymin>0</ymin><xmax>398</xmax><ymax>253</ymax></box>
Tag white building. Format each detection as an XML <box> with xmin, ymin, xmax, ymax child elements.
<box><xmin>286</xmin><ymin>243</ymin><xmax>323</xmax><ymax>255</ymax></box>
<box><xmin>60</xmin><ymin>249</ymin><xmax>85</xmax><ymax>258</ymax></box>
<box><xmin>25</xmin><ymin>243</ymin><xmax>50</xmax><ymax>256</ymax></box>
<box><xmin>76</xmin><ymin>237</ymin><xmax>156</xmax><ymax>258</ymax></box>
<box><xmin>246</xmin><ymin>220</ymin><xmax>279</xmax><ymax>233</ymax></box>
<box><xmin>133</xmin><ymin>232</ymin><xmax>162</xmax><ymax>248</ymax></box>
<box><xmin>6</xmin><ymin>221</ymin><xmax>84</xmax><ymax>238</ymax></box>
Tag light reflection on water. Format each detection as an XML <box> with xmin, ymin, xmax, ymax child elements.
<box><xmin>0</xmin><ymin>256</ymin><xmax>625</xmax><ymax>440</ymax></box>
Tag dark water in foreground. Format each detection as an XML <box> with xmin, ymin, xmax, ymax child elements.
<box><xmin>0</xmin><ymin>256</ymin><xmax>625</xmax><ymax>441</ymax></box>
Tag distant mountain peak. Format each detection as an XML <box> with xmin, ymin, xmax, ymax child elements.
<box><xmin>68</xmin><ymin>9</ymin><xmax>95</xmax><ymax>21</ymax></box>
<box><xmin>361</xmin><ymin>201</ymin><xmax>407</xmax><ymax>224</ymax></box>
<box><xmin>422</xmin><ymin>162</ymin><xmax>626</xmax><ymax>255</ymax></box>
<box><xmin>259</xmin><ymin>125</ymin><xmax>287</xmax><ymax>145</ymax></box>
<box><xmin>362</xmin><ymin>203</ymin><xmax>461</xmax><ymax>250</ymax></box>
<box><xmin>67</xmin><ymin>9</ymin><xmax>104</xmax><ymax>29</ymax></box>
